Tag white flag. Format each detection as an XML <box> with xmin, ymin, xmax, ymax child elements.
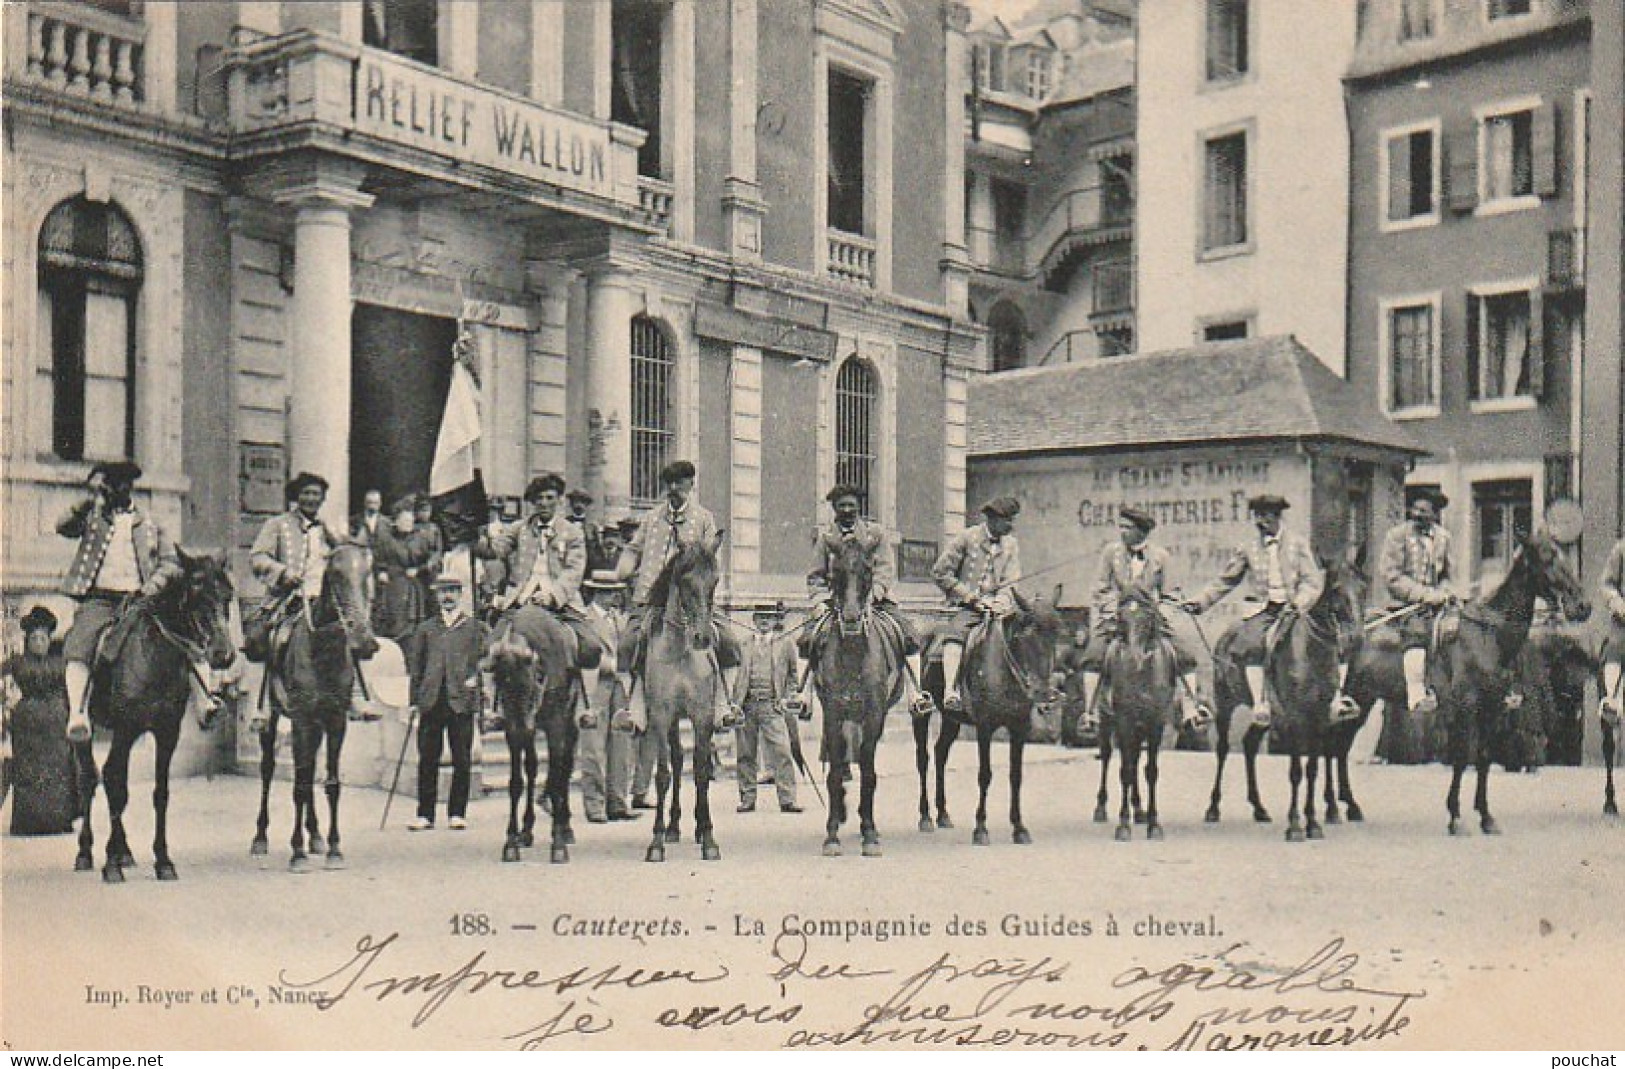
<box><xmin>430</xmin><ymin>357</ymin><xmax>481</xmax><ymax>496</ymax></box>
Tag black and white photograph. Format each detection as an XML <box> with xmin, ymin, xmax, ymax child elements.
<box><xmin>1</xmin><ymin>0</ymin><xmax>1622</xmax><ymax>1053</ymax></box>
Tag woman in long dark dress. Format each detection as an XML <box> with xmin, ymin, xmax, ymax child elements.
<box><xmin>372</xmin><ymin>497</ymin><xmax>430</xmax><ymax>641</ymax></box>
<box><xmin>3</xmin><ymin>606</ymin><xmax>76</xmax><ymax>835</ymax></box>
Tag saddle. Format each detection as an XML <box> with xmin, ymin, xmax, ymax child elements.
<box><xmin>618</xmin><ymin>609</ymin><xmax>739</xmax><ymax>679</ymax></box>
<box><xmin>93</xmin><ymin>599</ymin><xmax>145</xmax><ymax>669</ymax></box>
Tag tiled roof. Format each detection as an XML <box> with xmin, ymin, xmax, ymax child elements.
<box><xmin>969</xmin><ymin>336</ymin><xmax>1430</xmax><ymax>458</ymax></box>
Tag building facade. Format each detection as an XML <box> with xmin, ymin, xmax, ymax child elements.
<box><xmin>963</xmin><ymin>0</ymin><xmax>1135</xmax><ymax>370</ymax></box>
<box><xmin>1345</xmin><ymin>0</ymin><xmax>1591</xmax><ymax>588</ymax></box>
<box><xmin>2</xmin><ymin>0</ymin><xmax>985</xmax><ymax>626</ymax></box>
<box><xmin>1135</xmin><ymin>0</ymin><xmax>1355</xmax><ymax>372</ymax></box>
<box><xmin>1581</xmin><ymin>0</ymin><xmax>1622</xmax><ymax>584</ymax></box>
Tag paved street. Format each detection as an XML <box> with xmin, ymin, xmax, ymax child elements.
<box><xmin>3</xmin><ymin>725</ymin><xmax>1621</xmax><ymax>1050</ymax></box>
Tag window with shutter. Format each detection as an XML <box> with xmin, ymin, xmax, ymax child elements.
<box><xmin>1468</xmin><ymin>285</ymin><xmax>1537</xmax><ymax>405</ymax></box>
<box><xmin>1205</xmin><ymin>0</ymin><xmax>1249</xmax><ymax>82</ymax></box>
<box><xmin>1479</xmin><ymin>104</ymin><xmax>1539</xmax><ymax>209</ymax></box>
<box><xmin>1202</xmin><ymin>131</ymin><xmax>1248</xmax><ymax>251</ymax></box>
<box><xmin>1445</xmin><ymin>122</ymin><xmax>1478</xmax><ymax>212</ymax></box>
<box><xmin>1384</xmin><ymin>125</ymin><xmax>1438</xmax><ymax>226</ymax></box>
<box><xmin>1533</xmin><ymin>99</ymin><xmax>1559</xmax><ymax>198</ymax></box>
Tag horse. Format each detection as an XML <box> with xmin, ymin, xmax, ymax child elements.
<box><xmin>1261</xmin><ymin>566</ymin><xmax>1359</xmax><ymax>841</ymax></box>
<box><xmin>812</xmin><ymin>535</ymin><xmax>904</xmax><ymax>857</ymax></box>
<box><xmin>250</xmin><ymin>541</ymin><xmax>378</xmax><ymax>872</ymax></box>
<box><xmin>639</xmin><ymin>531</ymin><xmax>728</xmax><ymax>862</ymax></box>
<box><xmin>484</xmin><ymin>606</ymin><xmax>580</xmax><ymax>863</ymax></box>
<box><xmin>73</xmin><ymin>549</ymin><xmax>237</xmax><ymax>882</ymax></box>
<box><xmin>1099</xmin><ymin>589</ymin><xmax>1179</xmax><ymax>841</ymax></box>
<box><xmin>1436</xmin><ymin>530</ymin><xmax>1589</xmax><ymax>834</ymax></box>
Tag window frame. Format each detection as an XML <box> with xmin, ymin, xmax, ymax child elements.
<box><xmin>1467</xmin><ymin>467</ymin><xmax>1540</xmax><ymax>583</ymax></box>
<box><xmin>1398</xmin><ymin>0</ymin><xmax>1436</xmax><ymax>41</ymax></box>
<box><xmin>1203</xmin><ymin>0</ymin><xmax>1252</xmax><ymax>86</ymax></box>
<box><xmin>1377</xmin><ymin>292</ymin><xmax>1443</xmax><ymax>420</ymax></box>
<box><xmin>1026</xmin><ymin>49</ymin><xmax>1052</xmax><ymax>100</ymax></box>
<box><xmin>628</xmin><ymin>315</ymin><xmax>677</xmax><ymax>505</ymax></box>
<box><xmin>1378</xmin><ymin>118</ymin><xmax>1442</xmax><ymax>232</ymax></box>
<box><xmin>814</xmin><ymin>34</ymin><xmax>895</xmax><ymax>290</ymax></box>
<box><xmin>834</xmin><ymin>356</ymin><xmax>880</xmax><ymax>520</ymax></box>
<box><xmin>1485</xmin><ymin>0</ymin><xmax>1536</xmax><ymax>23</ymax></box>
<box><xmin>1465</xmin><ymin>277</ymin><xmax>1541</xmax><ymax>413</ymax></box>
<box><xmin>1475</xmin><ymin>96</ymin><xmax>1543</xmax><ymax>216</ymax></box>
<box><xmin>1197</xmin><ymin>122</ymin><xmax>1254</xmax><ymax>259</ymax></box>
<box><xmin>1196</xmin><ymin>311</ymin><xmax>1255</xmax><ymax>343</ymax></box>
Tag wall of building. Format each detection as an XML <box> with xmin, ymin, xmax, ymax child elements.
<box><xmin>757</xmin><ymin>0</ymin><xmax>819</xmax><ymax>275</ymax></box>
<box><xmin>476</xmin><ymin>1</ymin><xmax>532</xmax><ymax>97</ymax></box>
<box><xmin>758</xmin><ymin>352</ymin><xmax>822</xmax><ymax>578</ymax></box>
<box><xmin>181</xmin><ymin>191</ymin><xmax>235</xmax><ymax>555</ymax></box>
<box><xmin>891</xmin><ymin>0</ymin><xmax>949</xmax><ymax>305</ymax></box>
<box><xmin>692</xmin><ymin>0</ymin><xmax>733</xmax><ymax>254</ymax></box>
<box><xmin>896</xmin><ymin>343</ymin><xmax>947</xmax><ymax>548</ymax></box>
<box><xmin>697</xmin><ymin>339</ymin><xmax>734</xmax><ymax>572</ymax></box>
<box><xmin>1583</xmin><ymin>0</ymin><xmax>1624</xmax><ymax>580</ymax></box>
<box><xmin>1136</xmin><ymin>0</ymin><xmax>1354</xmax><ymax>371</ymax></box>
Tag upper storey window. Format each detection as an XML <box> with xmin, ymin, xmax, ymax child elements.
<box><xmin>827</xmin><ymin>67</ymin><xmax>871</xmax><ymax>236</ymax></box>
<box><xmin>612</xmin><ymin>0</ymin><xmax>666</xmax><ymax>179</ymax></box>
<box><xmin>363</xmin><ymin>0</ymin><xmax>438</xmax><ymax>66</ymax></box>
<box><xmin>1205</xmin><ymin>0</ymin><xmax>1249</xmax><ymax>83</ymax></box>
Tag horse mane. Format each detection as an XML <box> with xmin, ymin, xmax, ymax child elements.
<box><xmin>646</xmin><ymin>539</ymin><xmax>717</xmax><ymax>610</ymax></box>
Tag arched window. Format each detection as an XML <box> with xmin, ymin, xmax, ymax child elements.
<box><xmin>37</xmin><ymin>197</ymin><xmax>142</xmax><ymax>462</ymax></box>
<box><xmin>629</xmin><ymin>315</ymin><xmax>674</xmax><ymax>502</ymax></box>
<box><xmin>834</xmin><ymin>356</ymin><xmax>877</xmax><ymax>518</ymax></box>
<box><xmin>989</xmin><ymin>301</ymin><xmax>1027</xmax><ymax>371</ymax></box>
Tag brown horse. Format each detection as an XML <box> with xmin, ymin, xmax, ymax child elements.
<box><xmin>1263</xmin><ymin>566</ymin><xmax>1358</xmax><ymax>841</ymax></box>
<box><xmin>1436</xmin><ymin>531</ymin><xmax>1589</xmax><ymax>834</ymax></box>
<box><xmin>1101</xmin><ymin>589</ymin><xmax>1178</xmax><ymax>841</ymax></box>
<box><xmin>812</xmin><ymin>535</ymin><xmax>904</xmax><ymax>857</ymax></box>
<box><xmin>639</xmin><ymin>531</ymin><xmax>728</xmax><ymax>862</ymax></box>
<box><xmin>254</xmin><ymin>542</ymin><xmax>378</xmax><ymax>873</ymax></box>
<box><xmin>485</xmin><ymin>605</ymin><xmax>579</xmax><ymax>863</ymax></box>
<box><xmin>73</xmin><ymin>550</ymin><xmax>237</xmax><ymax>882</ymax></box>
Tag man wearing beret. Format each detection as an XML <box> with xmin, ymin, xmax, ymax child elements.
<box><xmin>796</xmin><ymin>484</ymin><xmax>933</xmax><ymax>717</ymax></box>
<box><xmin>476</xmin><ymin>473</ymin><xmax>604</xmax><ymax>720</ymax></box>
<box><xmin>931</xmin><ymin>496</ymin><xmax>1024</xmax><ymax>712</ymax></box>
<box><xmin>613</xmin><ymin>460</ymin><xmax>741</xmax><ymax>732</ymax></box>
<box><xmin>58</xmin><ymin>461</ymin><xmax>204</xmax><ymax>741</ymax></box>
<box><xmin>249</xmin><ymin>472</ymin><xmax>347</xmax><ymax>718</ymax></box>
<box><xmin>1079</xmin><ymin>506</ymin><xmax>1207</xmax><ymax>728</ymax></box>
<box><xmin>1377</xmin><ymin>486</ymin><xmax>1457</xmax><ymax>718</ymax></box>
<box><xmin>1183</xmin><ymin>494</ymin><xmax>1327</xmax><ymax>726</ymax></box>
<box><xmin>403</xmin><ymin>574</ymin><xmax>489</xmax><ymax>831</ymax></box>
<box><xmin>1598</xmin><ymin>534</ymin><xmax>1625</xmax><ymax>726</ymax></box>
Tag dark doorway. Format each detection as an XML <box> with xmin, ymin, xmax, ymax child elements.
<box><xmin>350</xmin><ymin>303</ymin><xmax>458</xmax><ymax>509</ymax></box>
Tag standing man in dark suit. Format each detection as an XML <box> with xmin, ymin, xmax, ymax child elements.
<box><xmin>731</xmin><ymin>604</ymin><xmax>802</xmax><ymax>813</ymax></box>
<box><xmin>566</xmin><ymin>488</ymin><xmax>611</xmax><ymax>576</ymax></box>
<box><xmin>404</xmin><ymin>574</ymin><xmax>489</xmax><ymax>831</ymax></box>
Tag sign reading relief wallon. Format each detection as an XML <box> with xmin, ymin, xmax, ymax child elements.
<box><xmin>353</xmin><ymin>53</ymin><xmax>611</xmax><ymax>198</ymax></box>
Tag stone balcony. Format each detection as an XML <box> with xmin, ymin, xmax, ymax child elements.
<box><xmin>11</xmin><ymin>1</ymin><xmax>146</xmax><ymax>107</ymax></box>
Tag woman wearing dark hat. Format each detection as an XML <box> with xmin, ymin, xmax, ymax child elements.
<box><xmin>1079</xmin><ymin>506</ymin><xmax>1207</xmax><ymax>727</ymax></box>
<box><xmin>930</xmin><ymin>496</ymin><xmax>1024</xmax><ymax>712</ymax></box>
<box><xmin>2</xmin><ymin>607</ymin><xmax>76</xmax><ymax>835</ymax></box>
<box><xmin>1376</xmin><ymin>485</ymin><xmax>1457</xmax><ymax>718</ymax></box>
<box><xmin>1183</xmin><ymin>494</ymin><xmax>1328</xmax><ymax>726</ymax></box>
<box><xmin>372</xmin><ymin>495</ymin><xmax>432</xmax><ymax>640</ymax></box>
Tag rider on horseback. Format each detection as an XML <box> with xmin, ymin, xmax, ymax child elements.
<box><xmin>611</xmin><ymin>460</ymin><xmax>742</xmax><ymax>733</ymax></box>
<box><xmin>1078</xmin><ymin>506</ymin><xmax>1207</xmax><ymax>729</ymax></box>
<box><xmin>794</xmin><ymin>484</ymin><xmax>935</xmax><ymax>717</ymax></box>
<box><xmin>1599</xmin><ymin>535</ymin><xmax>1625</xmax><ymax>726</ymax></box>
<box><xmin>931</xmin><ymin>497</ymin><xmax>1023</xmax><ymax>713</ymax></box>
<box><xmin>1377</xmin><ymin>486</ymin><xmax>1457</xmax><ymax>719</ymax></box>
<box><xmin>475</xmin><ymin>473</ymin><xmax>604</xmax><ymax>727</ymax></box>
<box><xmin>60</xmin><ymin>461</ymin><xmax>218</xmax><ymax>742</ymax></box>
<box><xmin>1183</xmin><ymin>494</ymin><xmax>1337</xmax><ymax>726</ymax></box>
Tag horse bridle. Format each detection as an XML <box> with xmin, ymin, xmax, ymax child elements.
<box><xmin>147</xmin><ymin>579</ymin><xmax>230</xmax><ymax>695</ymax></box>
<box><xmin>995</xmin><ymin>613</ymin><xmax>1058</xmax><ymax>704</ymax></box>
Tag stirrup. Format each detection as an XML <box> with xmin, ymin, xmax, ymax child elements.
<box><xmin>781</xmin><ymin>695</ymin><xmax>808</xmax><ymax>717</ymax></box>
<box><xmin>1249</xmin><ymin>704</ymin><xmax>1272</xmax><ymax>729</ymax></box>
<box><xmin>65</xmin><ymin>715</ymin><xmax>92</xmax><ymax>744</ymax></box>
<box><xmin>1598</xmin><ymin>697</ymin><xmax>1621</xmax><ymax>727</ymax></box>
<box><xmin>1329</xmin><ymin>693</ymin><xmax>1361</xmax><ymax>724</ymax></box>
<box><xmin>717</xmin><ymin>704</ymin><xmax>744</xmax><ymax>730</ymax></box>
<box><xmin>910</xmin><ymin>693</ymin><xmax>938</xmax><ymax>718</ymax></box>
<box><xmin>942</xmin><ymin>689</ymin><xmax>964</xmax><ymax>713</ymax></box>
<box><xmin>1410</xmin><ymin>690</ymin><xmax>1438</xmax><ymax>716</ymax></box>
<box><xmin>577</xmin><ymin>708</ymin><xmax>599</xmax><ymax>730</ymax></box>
<box><xmin>1184</xmin><ymin>702</ymin><xmax>1214</xmax><ymax>729</ymax></box>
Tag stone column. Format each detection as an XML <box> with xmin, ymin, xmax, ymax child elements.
<box><xmin>729</xmin><ymin>345</ymin><xmax>764</xmax><ymax>580</ymax></box>
<box><xmin>939</xmin><ymin>2</ymin><xmax>973</xmax><ymax>316</ymax></box>
<box><xmin>530</xmin><ymin>0</ymin><xmax>564</xmax><ymax>104</ymax></box>
<box><xmin>276</xmin><ymin>181</ymin><xmax>372</xmax><ymax>525</ymax></box>
<box><xmin>943</xmin><ymin>367</ymin><xmax>969</xmax><ymax>539</ymax></box>
<box><xmin>666</xmin><ymin>0</ymin><xmax>696</xmax><ymax>242</ymax></box>
<box><xmin>584</xmin><ymin>270</ymin><xmax>635</xmax><ymax>512</ymax></box>
<box><xmin>592</xmin><ymin>0</ymin><xmax>613</xmax><ymax>121</ymax></box>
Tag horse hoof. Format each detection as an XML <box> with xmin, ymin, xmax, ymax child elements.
<box><xmin>249</xmin><ymin>839</ymin><xmax>268</xmax><ymax>857</ymax></box>
<box><xmin>75</xmin><ymin>854</ymin><xmax>94</xmax><ymax>873</ymax></box>
<box><xmin>664</xmin><ymin>827</ymin><xmax>681</xmax><ymax>844</ymax></box>
<box><xmin>502</xmin><ymin>844</ymin><xmax>522</xmax><ymax>863</ymax></box>
<box><xmin>1448</xmin><ymin>819</ymin><xmax>1467</xmax><ymax>836</ymax></box>
<box><xmin>972</xmin><ymin>827</ymin><xmax>990</xmax><ymax>846</ymax></box>
<box><xmin>1286</xmin><ymin>827</ymin><xmax>1305</xmax><ymax>843</ymax></box>
<box><xmin>289</xmin><ymin>856</ymin><xmax>313</xmax><ymax>875</ymax></box>
<box><xmin>1605</xmin><ymin>801</ymin><xmax>1619</xmax><ymax>818</ymax></box>
<box><xmin>694</xmin><ymin>826</ymin><xmax>704</xmax><ymax>845</ymax></box>
<box><xmin>114</xmin><ymin>850</ymin><xmax>136</xmax><ymax>869</ymax></box>
<box><xmin>1252</xmin><ymin>809</ymin><xmax>1273</xmax><ymax>825</ymax></box>
<box><xmin>1203</xmin><ymin>808</ymin><xmax>1220</xmax><ymax>824</ymax></box>
<box><xmin>102</xmin><ymin>864</ymin><xmax>125</xmax><ymax>884</ymax></box>
<box><xmin>325</xmin><ymin>851</ymin><xmax>346</xmax><ymax>870</ymax></box>
<box><xmin>822</xmin><ymin>840</ymin><xmax>842</xmax><ymax>857</ymax></box>
<box><xmin>1481</xmin><ymin>818</ymin><xmax>1502</xmax><ymax>836</ymax></box>
<box><xmin>309</xmin><ymin>835</ymin><xmax>326</xmax><ymax>855</ymax></box>
<box><xmin>1325</xmin><ymin>809</ymin><xmax>1342</xmax><ymax>825</ymax></box>
<box><xmin>1095</xmin><ymin>806</ymin><xmax>1110</xmax><ymax>824</ymax></box>
<box><xmin>1346</xmin><ymin>804</ymin><xmax>1365</xmax><ymax>823</ymax></box>
<box><xmin>1307</xmin><ymin>824</ymin><xmax>1325</xmax><ymax>840</ymax></box>
<box><xmin>519</xmin><ymin>831</ymin><xmax>535</xmax><ymax>848</ymax></box>
<box><xmin>936</xmin><ymin>814</ymin><xmax>954</xmax><ymax>830</ymax></box>
<box><xmin>551</xmin><ymin>845</ymin><xmax>570</xmax><ymax>864</ymax></box>
<box><xmin>702</xmin><ymin>843</ymin><xmax>722</xmax><ymax>862</ymax></box>
<box><xmin>155</xmin><ymin>862</ymin><xmax>178</xmax><ymax>881</ymax></box>
<box><xmin>1114</xmin><ymin>825</ymin><xmax>1132</xmax><ymax>842</ymax></box>
<box><xmin>1013</xmin><ymin>828</ymin><xmax>1032</xmax><ymax>845</ymax></box>
<box><xmin>646</xmin><ymin>845</ymin><xmax>666</xmax><ymax>863</ymax></box>
<box><xmin>862</xmin><ymin>840</ymin><xmax>882</xmax><ymax>858</ymax></box>
<box><xmin>918</xmin><ymin>818</ymin><xmax>934</xmax><ymax>834</ymax></box>
<box><xmin>1147</xmin><ymin>824</ymin><xmax>1164</xmax><ymax>841</ymax></box>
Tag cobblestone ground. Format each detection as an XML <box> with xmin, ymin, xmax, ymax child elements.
<box><xmin>3</xmin><ymin>726</ymin><xmax>1621</xmax><ymax>1051</ymax></box>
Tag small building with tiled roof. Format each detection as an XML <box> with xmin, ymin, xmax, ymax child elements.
<box><xmin>966</xmin><ymin>337</ymin><xmax>1427</xmax><ymax>619</ymax></box>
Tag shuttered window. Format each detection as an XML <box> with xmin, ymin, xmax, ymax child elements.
<box><xmin>1386</xmin><ymin>128</ymin><xmax>1437</xmax><ymax>221</ymax></box>
<box><xmin>1202</xmin><ymin>131</ymin><xmax>1248</xmax><ymax>250</ymax></box>
<box><xmin>629</xmin><ymin>316</ymin><xmax>674</xmax><ymax>503</ymax></box>
<box><xmin>1205</xmin><ymin>0</ymin><xmax>1249</xmax><ymax>81</ymax></box>
<box><xmin>1388</xmin><ymin>303</ymin><xmax>1436</xmax><ymax>411</ymax></box>
<box><xmin>1467</xmin><ymin>288</ymin><xmax>1543</xmax><ymax>402</ymax></box>
<box><xmin>834</xmin><ymin>357</ymin><xmax>877</xmax><ymax>520</ymax></box>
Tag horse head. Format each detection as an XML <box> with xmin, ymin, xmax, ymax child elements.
<box><xmin>827</xmin><ymin>536</ymin><xmax>874</xmax><ymax>638</ymax></box>
<box><xmin>322</xmin><ymin>540</ymin><xmax>379</xmax><ymax>659</ymax></box>
<box><xmin>1115</xmin><ymin>587</ymin><xmax>1162</xmax><ymax>650</ymax></box>
<box><xmin>168</xmin><ymin>547</ymin><xmax>237</xmax><ymax>670</ymax></box>
<box><xmin>483</xmin><ymin>624</ymin><xmax>539</xmax><ymax>727</ymax></box>
<box><xmin>661</xmin><ymin>529</ymin><xmax>724</xmax><ymax>651</ymax></box>
<box><xmin>1519</xmin><ymin>529</ymin><xmax>1591</xmax><ymax>624</ymax></box>
<box><xmin>1002</xmin><ymin>583</ymin><xmax>1066</xmax><ymax>699</ymax></box>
